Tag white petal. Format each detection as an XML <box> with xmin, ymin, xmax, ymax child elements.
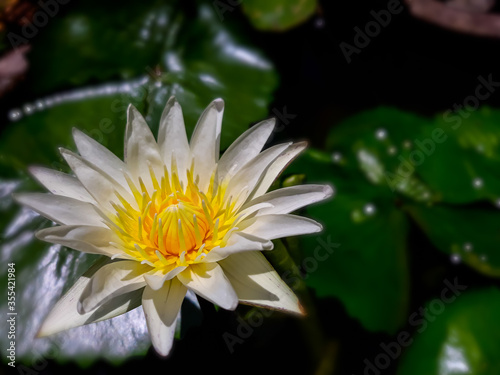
<box><xmin>61</xmin><ymin>149</ymin><xmax>133</xmax><ymax>213</ymax></box>
<box><xmin>177</xmin><ymin>263</ymin><xmax>238</xmax><ymax>311</ymax></box>
<box><xmin>37</xmin><ymin>258</ymin><xmax>143</xmax><ymax>337</ymax></box>
<box><xmin>239</xmin><ymin>214</ymin><xmax>322</xmax><ymax>240</ymax></box>
<box><xmin>189</xmin><ymin>99</ymin><xmax>224</xmax><ymax>190</ymax></box>
<box><xmin>13</xmin><ymin>193</ymin><xmax>106</xmax><ymax>227</ymax></box>
<box><xmin>217</xmin><ymin>118</ymin><xmax>275</xmax><ymax>181</ymax></box>
<box><xmin>124</xmin><ymin>104</ymin><xmax>164</xmax><ymax>190</ymax></box>
<box><xmin>236</xmin><ymin>202</ymin><xmax>274</xmax><ymax>220</ymax></box>
<box><xmin>226</xmin><ymin>142</ymin><xmax>291</xmax><ymax>207</ymax></box>
<box><xmin>202</xmin><ymin>232</ymin><xmax>273</xmax><ymax>263</ymax></box>
<box><xmin>35</xmin><ymin>225</ymin><xmax>125</xmax><ymax>258</ymax></box>
<box><xmin>251</xmin><ymin>142</ymin><xmax>307</xmax><ymax>199</ymax></box>
<box><xmin>158</xmin><ymin>96</ymin><xmax>191</xmax><ymax>178</ymax></box>
<box><xmin>142</xmin><ymin>279</ymin><xmax>187</xmax><ymax>357</ymax></box>
<box><xmin>143</xmin><ymin>266</ymin><xmax>187</xmax><ymax>291</ymax></box>
<box><xmin>242</xmin><ymin>184</ymin><xmax>334</xmax><ymax>216</ymax></box>
<box><xmin>220</xmin><ymin>251</ymin><xmax>303</xmax><ymax>315</ymax></box>
<box><xmin>78</xmin><ymin>260</ymin><xmax>150</xmax><ymax>314</ymax></box>
<box><xmin>29</xmin><ymin>166</ymin><xmax>95</xmax><ymax>203</ymax></box>
<box><xmin>72</xmin><ymin>128</ymin><xmax>128</xmax><ymax>187</ymax></box>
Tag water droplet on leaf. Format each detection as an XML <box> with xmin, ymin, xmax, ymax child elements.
<box><xmin>472</xmin><ymin>178</ymin><xmax>483</xmax><ymax>189</ymax></box>
<box><xmin>375</xmin><ymin>128</ymin><xmax>387</xmax><ymax>140</ymax></box>
<box><xmin>363</xmin><ymin>203</ymin><xmax>376</xmax><ymax>216</ymax></box>
<box><xmin>8</xmin><ymin>109</ymin><xmax>22</xmax><ymax>122</ymax></box>
<box><xmin>331</xmin><ymin>152</ymin><xmax>342</xmax><ymax>163</ymax></box>
<box><xmin>463</xmin><ymin>243</ymin><xmax>473</xmax><ymax>252</ymax></box>
<box><xmin>387</xmin><ymin>146</ymin><xmax>397</xmax><ymax>155</ymax></box>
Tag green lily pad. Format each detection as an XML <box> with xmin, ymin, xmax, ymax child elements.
<box><xmin>398</xmin><ymin>287</ymin><xmax>500</xmax><ymax>375</ymax></box>
<box><xmin>416</xmin><ymin>108</ymin><xmax>500</xmax><ymax>204</ymax></box>
<box><xmin>323</xmin><ymin>106</ymin><xmax>500</xmax><ymax>280</ymax></box>
<box><xmin>2</xmin><ymin>1</ymin><xmax>278</xmax><ymax>168</ymax></box>
<box><xmin>327</xmin><ymin>107</ymin><xmax>437</xmax><ymax>204</ymax></box>
<box><xmin>286</xmin><ymin>150</ymin><xmax>410</xmax><ymax>334</ymax></box>
<box><xmin>241</xmin><ymin>0</ymin><xmax>317</xmax><ymax>31</ymax></box>
<box><xmin>1</xmin><ymin>84</ymin><xmax>141</xmax><ymax>170</ymax></box>
<box><xmin>327</xmin><ymin>106</ymin><xmax>500</xmax><ymax>205</ymax></box>
<box><xmin>27</xmin><ymin>0</ymin><xmax>171</xmax><ymax>94</ymax></box>
<box><xmin>406</xmin><ymin>204</ymin><xmax>500</xmax><ymax>277</ymax></box>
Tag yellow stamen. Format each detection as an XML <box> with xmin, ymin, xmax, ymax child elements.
<box><xmin>107</xmin><ymin>161</ymin><xmax>238</xmax><ymax>271</ymax></box>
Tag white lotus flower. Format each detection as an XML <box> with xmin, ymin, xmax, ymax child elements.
<box><xmin>15</xmin><ymin>97</ymin><xmax>333</xmax><ymax>357</ymax></box>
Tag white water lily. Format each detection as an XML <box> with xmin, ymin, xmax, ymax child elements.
<box><xmin>15</xmin><ymin>97</ymin><xmax>333</xmax><ymax>357</ymax></box>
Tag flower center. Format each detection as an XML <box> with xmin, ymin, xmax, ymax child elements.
<box><xmin>107</xmin><ymin>164</ymin><xmax>239</xmax><ymax>269</ymax></box>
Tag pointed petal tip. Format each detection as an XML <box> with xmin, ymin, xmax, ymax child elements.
<box><xmin>298</xmin><ymin>301</ymin><xmax>307</xmax><ymax>316</ymax></box>
<box><xmin>27</xmin><ymin>165</ymin><xmax>44</xmax><ymax>177</ymax></box>
<box><xmin>323</xmin><ymin>184</ymin><xmax>334</xmax><ymax>199</ymax></box>
<box><xmin>34</xmin><ymin>228</ymin><xmax>47</xmax><ymax>241</ymax></box>
<box><xmin>267</xmin><ymin>117</ymin><xmax>276</xmax><ymax>129</ymax></box>
<box><xmin>153</xmin><ymin>344</ymin><xmax>172</xmax><ymax>358</ymax></box>
<box><xmin>127</xmin><ymin>104</ymin><xmax>142</xmax><ymax>120</ymax></box>
<box><xmin>58</xmin><ymin>147</ymin><xmax>72</xmax><ymax>158</ymax></box>
<box><xmin>35</xmin><ymin>328</ymin><xmax>45</xmax><ymax>339</ymax></box>
<box><xmin>71</xmin><ymin>126</ymin><xmax>82</xmax><ymax>137</ymax></box>
<box><xmin>166</xmin><ymin>95</ymin><xmax>178</xmax><ymax>105</ymax></box>
<box><xmin>71</xmin><ymin>127</ymin><xmax>91</xmax><ymax>145</ymax></box>
<box><xmin>35</xmin><ymin>322</ymin><xmax>53</xmax><ymax>338</ymax></box>
<box><xmin>225</xmin><ymin>297</ymin><xmax>239</xmax><ymax>311</ymax></box>
<box><xmin>294</xmin><ymin>140</ymin><xmax>308</xmax><ymax>149</ymax></box>
<box><xmin>213</xmin><ymin>98</ymin><xmax>224</xmax><ymax>112</ymax></box>
<box><xmin>11</xmin><ymin>192</ymin><xmax>34</xmax><ymax>206</ymax></box>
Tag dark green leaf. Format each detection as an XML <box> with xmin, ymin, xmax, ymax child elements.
<box><xmin>2</xmin><ymin>2</ymin><xmax>278</xmax><ymax>166</ymax></box>
<box><xmin>398</xmin><ymin>287</ymin><xmax>500</xmax><ymax>375</ymax></box>
<box><xmin>286</xmin><ymin>150</ymin><xmax>410</xmax><ymax>333</ymax></box>
<box><xmin>406</xmin><ymin>203</ymin><xmax>500</xmax><ymax>277</ymax></box>
<box><xmin>242</xmin><ymin>0</ymin><xmax>317</xmax><ymax>31</ymax></box>
<box><xmin>416</xmin><ymin>107</ymin><xmax>500</xmax><ymax>204</ymax></box>
<box><xmin>327</xmin><ymin>107</ymin><xmax>437</xmax><ymax>203</ymax></box>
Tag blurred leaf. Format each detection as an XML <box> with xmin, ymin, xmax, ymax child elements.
<box><xmin>327</xmin><ymin>107</ymin><xmax>437</xmax><ymax>203</ymax></box>
<box><xmin>398</xmin><ymin>287</ymin><xmax>500</xmax><ymax>375</ymax></box>
<box><xmin>241</xmin><ymin>0</ymin><xmax>317</xmax><ymax>31</ymax></box>
<box><xmin>28</xmin><ymin>0</ymin><xmax>172</xmax><ymax>93</ymax></box>
<box><xmin>0</xmin><ymin>83</ymin><xmax>141</xmax><ymax>169</ymax></box>
<box><xmin>406</xmin><ymin>204</ymin><xmax>500</xmax><ymax>277</ymax></box>
<box><xmin>1</xmin><ymin>0</ymin><xmax>278</xmax><ymax>168</ymax></box>
<box><xmin>416</xmin><ymin>108</ymin><xmax>500</xmax><ymax>204</ymax></box>
<box><xmin>324</xmin><ymin>106</ymin><xmax>500</xmax><ymax>280</ymax></box>
<box><xmin>328</xmin><ymin>106</ymin><xmax>500</xmax><ymax>205</ymax></box>
<box><xmin>286</xmin><ymin>150</ymin><xmax>410</xmax><ymax>333</ymax></box>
